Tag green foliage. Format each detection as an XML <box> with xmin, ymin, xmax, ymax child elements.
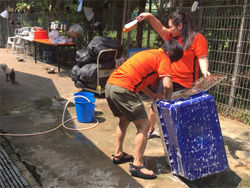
<box><xmin>235</xmin><ymin>94</ymin><xmax>243</xmax><ymax>108</ymax></box>
<box><xmin>15</xmin><ymin>2</ymin><xmax>33</xmax><ymax>13</ymax></box>
<box><xmin>217</xmin><ymin>104</ymin><xmax>250</xmax><ymax>126</ymax></box>
<box><xmin>37</xmin><ymin>17</ymin><xmax>43</xmax><ymax>26</ymax></box>
<box><xmin>240</xmin><ymin>110</ymin><xmax>250</xmax><ymax>125</ymax></box>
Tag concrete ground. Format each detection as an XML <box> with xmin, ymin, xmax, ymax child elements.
<box><xmin>0</xmin><ymin>48</ymin><xmax>249</xmax><ymax>188</ymax></box>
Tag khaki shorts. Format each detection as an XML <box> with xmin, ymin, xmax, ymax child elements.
<box><xmin>105</xmin><ymin>83</ymin><xmax>147</xmax><ymax>122</ymax></box>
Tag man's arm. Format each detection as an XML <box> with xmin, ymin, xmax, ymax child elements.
<box><xmin>141</xmin><ymin>87</ymin><xmax>163</xmax><ymax>100</ymax></box>
<box><xmin>198</xmin><ymin>56</ymin><xmax>211</xmax><ymax>78</ymax></box>
<box><xmin>162</xmin><ymin>76</ymin><xmax>173</xmax><ymax>99</ymax></box>
<box><xmin>137</xmin><ymin>13</ymin><xmax>170</xmax><ymax>41</ymax></box>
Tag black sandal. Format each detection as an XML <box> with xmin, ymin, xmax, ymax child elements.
<box><xmin>147</xmin><ymin>129</ymin><xmax>155</xmax><ymax>140</ymax></box>
<box><xmin>112</xmin><ymin>152</ymin><xmax>134</xmax><ymax>164</ymax></box>
<box><xmin>129</xmin><ymin>163</ymin><xmax>157</xmax><ymax>179</ymax></box>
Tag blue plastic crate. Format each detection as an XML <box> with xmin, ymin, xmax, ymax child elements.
<box><xmin>156</xmin><ymin>92</ymin><xmax>229</xmax><ymax>180</ymax></box>
<box><xmin>127</xmin><ymin>48</ymin><xmax>147</xmax><ymax>58</ymax></box>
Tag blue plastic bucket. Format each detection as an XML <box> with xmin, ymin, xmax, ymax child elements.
<box><xmin>74</xmin><ymin>92</ymin><xmax>95</xmax><ymax>123</ymax></box>
<box><xmin>75</xmin><ymin>91</ymin><xmax>95</xmax><ymax>98</ymax></box>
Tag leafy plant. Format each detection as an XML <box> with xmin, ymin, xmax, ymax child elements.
<box><xmin>37</xmin><ymin>17</ymin><xmax>44</xmax><ymax>26</ymax></box>
<box><xmin>15</xmin><ymin>2</ymin><xmax>32</xmax><ymax>14</ymax></box>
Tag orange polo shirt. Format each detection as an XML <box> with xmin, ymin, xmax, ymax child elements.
<box><xmin>166</xmin><ymin>32</ymin><xmax>208</xmax><ymax>88</ymax></box>
<box><xmin>107</xmin><ymin>49</ymin><xmax>172</xmax><ymax>93</ymax></box>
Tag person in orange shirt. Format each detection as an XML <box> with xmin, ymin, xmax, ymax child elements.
<box><xmin>137</xmin><ymin>11</ymin><xmax>211</xmax><ymax>139</ymax></box>
<box><xmin>105</xmin><ymin>39</ymin><xmax>183</xmax><ymax>179</ymax></box>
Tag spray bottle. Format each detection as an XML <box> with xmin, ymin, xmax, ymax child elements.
<box><xmin>123</xmin><ymin>20</ymin><xmax>138</xmax><ymax>32</ymax></box>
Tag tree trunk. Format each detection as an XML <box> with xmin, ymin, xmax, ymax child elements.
<box><xmin>136</xmin><ymin>0</ymin><xmax>146</xmax><ymax>48</ymax></box>
<box><xmin>115</xmin><ymin>1</ymin><xmax>124</xmax><ymax>44</ymax></box>
<box><xmin>147</xmin><ymin>0</ymin><xmax>152</xmax><ymax>48</ymax></box>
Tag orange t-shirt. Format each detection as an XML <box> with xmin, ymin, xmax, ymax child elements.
<box><xmin>107</xmin><ymin>49</ymin><xmax>172</xmax><ymax>93</ymax></box>
<box><xmin>166</xmin><ymin>33</ymin><xmax>208</xmax><ymax>88</ymax></box>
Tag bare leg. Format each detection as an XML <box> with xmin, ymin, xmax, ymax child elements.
<box><xmin>148</xmin><ymin>108</ymin><xmax>156</xmax><ymax>134</ymax></box>
<box><xmin>115</xmin><ymin>116</ymin><xmax>130</xmax><ymax>156</ymax></box>
<box><xmin>133</xmin><ymin>118</ymin><xmax>154</xmax><ymax>176</ymax></box>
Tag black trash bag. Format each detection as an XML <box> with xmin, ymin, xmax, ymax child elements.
<box><xmin>81</xmin><ymin>82</ymin><xmax>95</xmax><ymax>89</ymax></box>
<box><xmin>87</xmin><ymin>36</ymin><xmax>123</xmax><ymax>61</ymax></box>
<box><xmin>77</xmin><ymin>59</ymin><xmax>116</xmax><ymax>69</ymax></box>
<box><xmin>76</xmin><ymin>60</ymin><xmax>96</xmax><ymax>68</ymax></box>
<box><xmin>100</xmin><ymin>60</ymin><xmax>116</xmax><ymax>69</ymax></box>
<box><xmin>70</xmin><ymin>65</ymin><xmax>81</xmax><ymax>81</ymax></box>
<box><xmin>74</xmin><ymin>80</ymin><xmax>86</xmax><ymax>88</ymax></box>
<box><xmin>83</xmin><ymin>77</ymin><xmax>109</xmax><ymax>90</ymax></box>
<box><xmin>78</xmin><ymin>63</ymin><xmax>99</xmax><ymax>83</ymax></box>
<box><xmin>78</xmin><ymin>63</ymin><xmax>115</xmax><ymax>83</ymax></box>
<box><xmin>75</xmin><ymin>49</ymin><xmax>94</xmax><ymax>66</ymax></box>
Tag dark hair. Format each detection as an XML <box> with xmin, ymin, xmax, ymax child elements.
<box><xmin>162</xmin><ymin>39</ymin><xmax>183</xmax><ymax>62</ymax></box>
<box><xmin>169</xmin><ymin>11</ymin><xmax>196</xmax><ymax>50</ymax></box>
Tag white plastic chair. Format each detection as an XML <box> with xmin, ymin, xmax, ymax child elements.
<box><xmin>7</xmin><ymin>27</ymin><xmax>29</xmax><ymax>55</ymax></box>
<box><xmin>6</xmin><ymin>36</ymin><xmax>15</xmax><ymax>52</ymax></box>
<box><xmin>12</xmin><ymin>36</ymin><xmax>26</xmax><ymax>58</ymax></box>
<box><xmin>6</xmin><ymin>28</ymin><xmax>21</xmax><ymax>53</ymax></box>
<box><xmin>14</xmin><ymin>28</ymin><xmax>20</xmax><ymax>35</ymax></box>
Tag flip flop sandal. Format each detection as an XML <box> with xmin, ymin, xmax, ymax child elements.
<box><xmin>129</xmin><ymin>163</ymin><xmax>157</xmax><ymax>179</ymax></box>
<box><xmin>147</xmin><ymin>129</ymin><xmax>155</xmax><ymax>140</ymax></box>
<box><xmin>112</xmin><ymin>152</ymin><xmax>134</xmax><ymax>165</ymax></box>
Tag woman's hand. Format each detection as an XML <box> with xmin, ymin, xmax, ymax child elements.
<box><xmin>202</xmin><ymin>70</ymin><xmax>211</xmax><ymax>78</ymax></box>
<box><xmin>198</xmin><ymin>56</ymin><xmax>210</xmax><ymax>78</ymax></box>
<box><xmin>137</xmin><ymin>13</ymin><xmax>152</xmax><ymax>22</ymax></box>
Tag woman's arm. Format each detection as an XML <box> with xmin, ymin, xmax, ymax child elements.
<box><xmin>198</xmin><ymin>56</ymin><xmax>211</xmax><ymax>78</ymax></box>
<box><xmin>137</xmin><ymin>13</ymin><xmax>169</xmax><ymax>41</ymax></box>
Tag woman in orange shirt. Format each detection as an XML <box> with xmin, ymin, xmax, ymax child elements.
<box><xmin>137</xmin><ymin>11</ymin><xmax>211</xmax><ymax>138</ymax></box>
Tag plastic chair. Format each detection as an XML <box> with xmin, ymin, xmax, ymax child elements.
<box><xmin>6</xmin><ymin>28</ymin><xmax>22</xmax><ymax>53</ymax></box>
<box><xmin>14</xmin><ymin>28</ymin><xmax>21</xmax><ymax>35</ymax></box>
<box><xmin>12</xmin><ymin>36</ymin><xmax>26</xmax><ymax>58</ymax></box>
<box><xmin>6</xmin><ymin>36</ymin><xmax>15</xmax><ymax>53</ymax></box>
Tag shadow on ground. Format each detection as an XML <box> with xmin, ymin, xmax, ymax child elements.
<box><xmin>223</xmin><ymin>135</ymin><xmax>250</xmax><ymax>160</ymax></box>
<box><xmin>144</xmin><ymin>154</ymin><xmax>241</xmax><ymax>188</ymax></box>
<box><xmin>0</xmin><ymin>70</ymin><xmax>144</xmax><ymax>187</ymax></box>
<box><xmin>179</xmin><ymin>169</ymin><xmax>241</xmax><ymax>188</ymax></box>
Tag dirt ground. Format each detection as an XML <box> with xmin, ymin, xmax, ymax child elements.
<box><xmin>0</xmin><ymin>48</ymin><xmax>249</xmax><ymax>188</ymax></box>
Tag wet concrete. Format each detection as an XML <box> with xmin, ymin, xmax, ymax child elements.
<box><xmin>0</xmin><ymin>48</ymin><xmax>249</xmax><ymax>188</ymax></box>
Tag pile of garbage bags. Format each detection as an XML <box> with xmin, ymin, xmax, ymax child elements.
<box><xmin>71</xmin><ymin>36</ymin><xmax>123</xmax><ymax>89</ymax></box>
